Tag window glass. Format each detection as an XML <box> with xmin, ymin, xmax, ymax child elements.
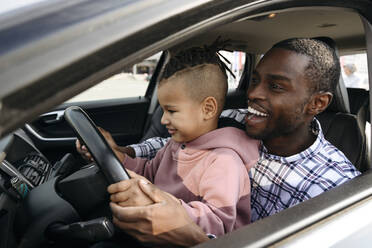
<box><xmin>67</xmin><ymin>53</ymin><xmax>161</xmax><ymax>103</ymax></box>
<box><xmin>340</xmin><ymin>53</ymin><xmax>369</xmax><ymax>90</ymax></box>
<box><xmin>67</xmin><ymin>51</ymin><xmax>245</xmax><ymax>103</ymax></box>
<box><xmin>340</xmin><ymin>52</ymin><xmax>370</xmax><ymax>154</ymax></box>
<box><xmin>219</xmin><ymin>51</ymin><xmax>246</xmax><ymax>89</ymax></box>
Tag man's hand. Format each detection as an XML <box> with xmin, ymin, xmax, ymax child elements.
<box><xmin>108</xmin><ymin>170</ymin><xmax>154</xmax><ymax>207</ymax></box>
<box><xmin>75</xmin><ymin>127</ymin><xmax>134</xmax><ymax>162</ymax></box>
<box><xmin>109</xmin><ymin>177</ymin><xmax>209</xmax><ymax>247</ymax></box>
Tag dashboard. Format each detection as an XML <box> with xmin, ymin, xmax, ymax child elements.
<box><xmin>0</xmin><ymin>130</ymin><xmax>53</xmax><ymax>200</ymax></box>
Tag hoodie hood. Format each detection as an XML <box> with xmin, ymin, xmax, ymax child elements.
<box><xmin>184</xmin><ymin>127</ymin><xmax>260</xmax><ymax>168</ymax></box>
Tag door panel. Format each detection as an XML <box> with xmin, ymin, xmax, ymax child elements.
<box><xmin>24</xmin><ymin>97</ymin><xmax>150</xmax><ymax>162</ymax></box>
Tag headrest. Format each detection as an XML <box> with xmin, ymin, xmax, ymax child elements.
<box><xmin>327</xmin><ymin>74</ymin><xmax>350</xmax><ymax>113</ymax></box>
<box><xmin>314</xmin><ymin>36</ymin><xmax>350</xmax><ymax>113</ymax></box>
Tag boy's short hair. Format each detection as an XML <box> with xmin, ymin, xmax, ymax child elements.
<box><xmin>160</xmin><ymin>43</ymin><xmax>230</xmax><ymax>114</ymax></box>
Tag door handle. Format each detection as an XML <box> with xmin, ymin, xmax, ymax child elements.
<box><xmin>40</xmin><ymin>110</ymin><xmax>65</xmax><ymax>124</ymax></box>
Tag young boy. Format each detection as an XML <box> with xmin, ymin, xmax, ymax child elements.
<box><xmin>76</xmin><ymin>46</ymin><xmax>259</xmax><ymax>237</ymax></box>
<box><xmin>109</xmin><ymin>46</ymin><xmax>260</xmax><ymax>237</ymax></box>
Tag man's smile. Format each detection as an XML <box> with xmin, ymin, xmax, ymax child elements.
<box><xmin>245</xmin><ymin>106</ymin><xmax>269</xmax><ymax>125</ymax></box>
<box><xmin>247</xmin><ymin>106</ymin><xmax>268</xmax><ymax>117</ymax></box>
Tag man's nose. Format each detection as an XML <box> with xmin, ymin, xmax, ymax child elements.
<box><xmin>247</xmin><ymin>82</ymin><xmax>266</xmax><ymax>101</ymax></box>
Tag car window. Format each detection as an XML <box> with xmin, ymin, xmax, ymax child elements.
<box><xmin>219</xmin><ymin>50</ymin><xmax>246</xmax><ymax>89</ymax></box>
<box><xmin>66</xmin><ymin>53</ymin><xmax>161</xmax><ymax>103</ymax></box>
<box><xmin>340</xmin><ymin>52</ymin><xmax>369</xmax><ymax>90</ymax></box>
<box><xmin>67</xmin><ymin>51</ymin><xmax>244</xmax><ymax>103</ymax></box>
<box><xmin>340</xmin><ymin>52</ymin><xmax>371</xmax><ymax>157</ymax></box>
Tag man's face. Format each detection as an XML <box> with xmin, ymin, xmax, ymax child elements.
<box><xmin>158</xmin><ymin>79</ymin><xmax>205</xmax><ymax>143</ymax></box>
<box><xmin>245</xmin><ymin>48</ymin><xmax>313</xmax><ymax>141</ymax></box>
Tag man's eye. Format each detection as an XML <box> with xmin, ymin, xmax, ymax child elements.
<box><xmin>168</xmin><ymin>110</ymin><xmax>176</xmax><ymax>113</ymax></box>
<box><xmin>269</xmin><ymin>82</ymin><xmax>283</xmax><ymax>90</ymax></box>
<box><xmin>251</xmin><ymin>78</ymin><xmax>259</xmax><ymax>85</ymax></box>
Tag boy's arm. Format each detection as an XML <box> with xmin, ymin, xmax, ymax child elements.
<box><xmin>180</xmin><ymin>151</ymin><xmax>251</xmax><ymax>237</ymax></box>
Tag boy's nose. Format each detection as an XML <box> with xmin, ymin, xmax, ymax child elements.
<box><xmin>160</xmin><ymin>113</ymin><xmax>169</xmax><ymax>125</ymax></box>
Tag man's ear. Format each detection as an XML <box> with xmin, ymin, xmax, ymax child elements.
<box><xmin>202</xmin><ymin>96</ymin><xmax>218</xmax><ymax>120</ymax></box>
<box><xmin>307</xmin><ymin>92</ymin><xmax>333</xmax><ymax>115</ymax></box>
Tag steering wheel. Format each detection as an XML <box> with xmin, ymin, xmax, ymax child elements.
<box><xmin>64</xmin><ymin>106</ymin><xmax>130</xmax><ymax>184</ymax></box>
<box><xmin>13</xmin><ymin>106</ymin><xmax>132</xmax><ymax>248</ymax></box>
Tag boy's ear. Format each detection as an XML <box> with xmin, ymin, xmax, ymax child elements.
<box><xmin>306</xmin><ymin>92</ymin><xmax>333</xmax><ymax>115</ymax></box>
<box><xmin>202</xmin><ymin>96</ymin><xmax>218</xmax><ymax>120</ymax></box>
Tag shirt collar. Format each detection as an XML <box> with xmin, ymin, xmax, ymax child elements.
<box><xmin>260</xmin><ymin>118</ymin><xmax>325</xmax><ymax>164</ymax></box>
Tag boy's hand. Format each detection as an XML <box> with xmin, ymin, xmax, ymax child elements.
<box><xmin>75</xmin><ymin>127</ymin><xmax>127</xmax><ymax>162</ymax></box>
<box><xmin>107</xmin><ymin>170</ymin><xmax>154</xmax><ymax>207</ymax></box>
<box><xmin>76</xmin><ymin>139</ymin><xmax>93</xmax><ymax>161</ymax></box>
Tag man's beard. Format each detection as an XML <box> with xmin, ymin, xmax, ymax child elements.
<box><xmin>248</xmin><ymin>106</ymin><xmax>306</xmax><ymax>141</ymax></box>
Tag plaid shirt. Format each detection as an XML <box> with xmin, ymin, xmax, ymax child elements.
<box><xmin>130</xmin><ymin>109</ymin><xmax>361</xmax><ymax>222</ymax></box>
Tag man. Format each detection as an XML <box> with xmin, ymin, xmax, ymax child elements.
<box><xmin>79</xmin><ymin>38</ymin><xmax>360</xmax><ymax>246</ymax></box>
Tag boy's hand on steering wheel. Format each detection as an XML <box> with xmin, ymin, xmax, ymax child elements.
<box><xmin>75</xmin><ymin>127</ymin><xmax>127</xmax><ymax>162</ymax></box>
<box><xmin>76</xmin><ymin>139</ymin><xmax>93</xmax><ymax>161</ymax></box>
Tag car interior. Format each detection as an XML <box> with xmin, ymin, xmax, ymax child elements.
<box><xmin>0</xmin><ymin>2</ymin><xmax>371</xmax><ymax>248</ymax></box>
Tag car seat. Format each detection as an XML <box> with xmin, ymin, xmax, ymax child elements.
<box><xmin>347</xmin><ymin>87</ymin><xmax>370</xmax><ymax>132</ymax></box>
<box><xmin>314</xmin><ymin>36</ymin><xmax>369</xmax><ymax>172</ymax></box>
<box><xmin>316</xmin><ymin>68</ymin><xmax>369</xmax><ymax>172</ymax></box>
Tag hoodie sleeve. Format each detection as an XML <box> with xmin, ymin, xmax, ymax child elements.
<box><xmin>180</xmin><ymin>148</ymin><xmax>252</xmax><ymax>236</ymax></box>
<box><xmin>121</xmin><ymin>141</ymin><xmax>170</xmax><ymax>183</ymax></box>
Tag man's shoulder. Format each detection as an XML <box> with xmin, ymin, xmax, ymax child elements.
<box><xmin>303</xmin><ymin>138</ymin><xmax>360</xmax><ymax>196</ymax></box>
<box><xmin>317</xmin><ymin>137</ymin><xmax>357</xmax><ymax>168</ymax></box>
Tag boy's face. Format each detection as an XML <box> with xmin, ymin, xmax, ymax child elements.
<box><xmin>157</xmin><ymin>79</ymin><xmax>205</xmax><ymax>143</ymax></box>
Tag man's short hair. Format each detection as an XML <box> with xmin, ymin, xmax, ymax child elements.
<box><xmin>161</xmin><ymin>44</ymin><xmax>229</xmax><ymax>113</ymax></box>
<box><xmin>272</xmin><ymin>38</ymin><xmax>340</xmax><ymax>94</ymax></box>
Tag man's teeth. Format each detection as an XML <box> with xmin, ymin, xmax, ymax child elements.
<box><xmin>247</xmin><ymin>106</ymin><xmax>268</xmax><ymax>117</ymax></box>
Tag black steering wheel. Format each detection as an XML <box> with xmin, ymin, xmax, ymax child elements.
<box><xmin>14</xmin><ymin>106</ymin><xmax>132</xmax><ymax>248</ymax></box>
<box><xmin>64</xmin><ymin>106</ymin><xmax>130</xmax><ymax>184</ymax></box>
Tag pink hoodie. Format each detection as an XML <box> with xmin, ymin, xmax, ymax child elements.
<box><xmin>122</xmin><ymin>127</ymin><xmax>259</xmax><ymax>236</ymax></box>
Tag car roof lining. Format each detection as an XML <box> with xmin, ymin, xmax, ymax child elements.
<box><xmin>175</xmin><ymin>7</ymin><xmax>366</xmax><ymax>55</ymax></box>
